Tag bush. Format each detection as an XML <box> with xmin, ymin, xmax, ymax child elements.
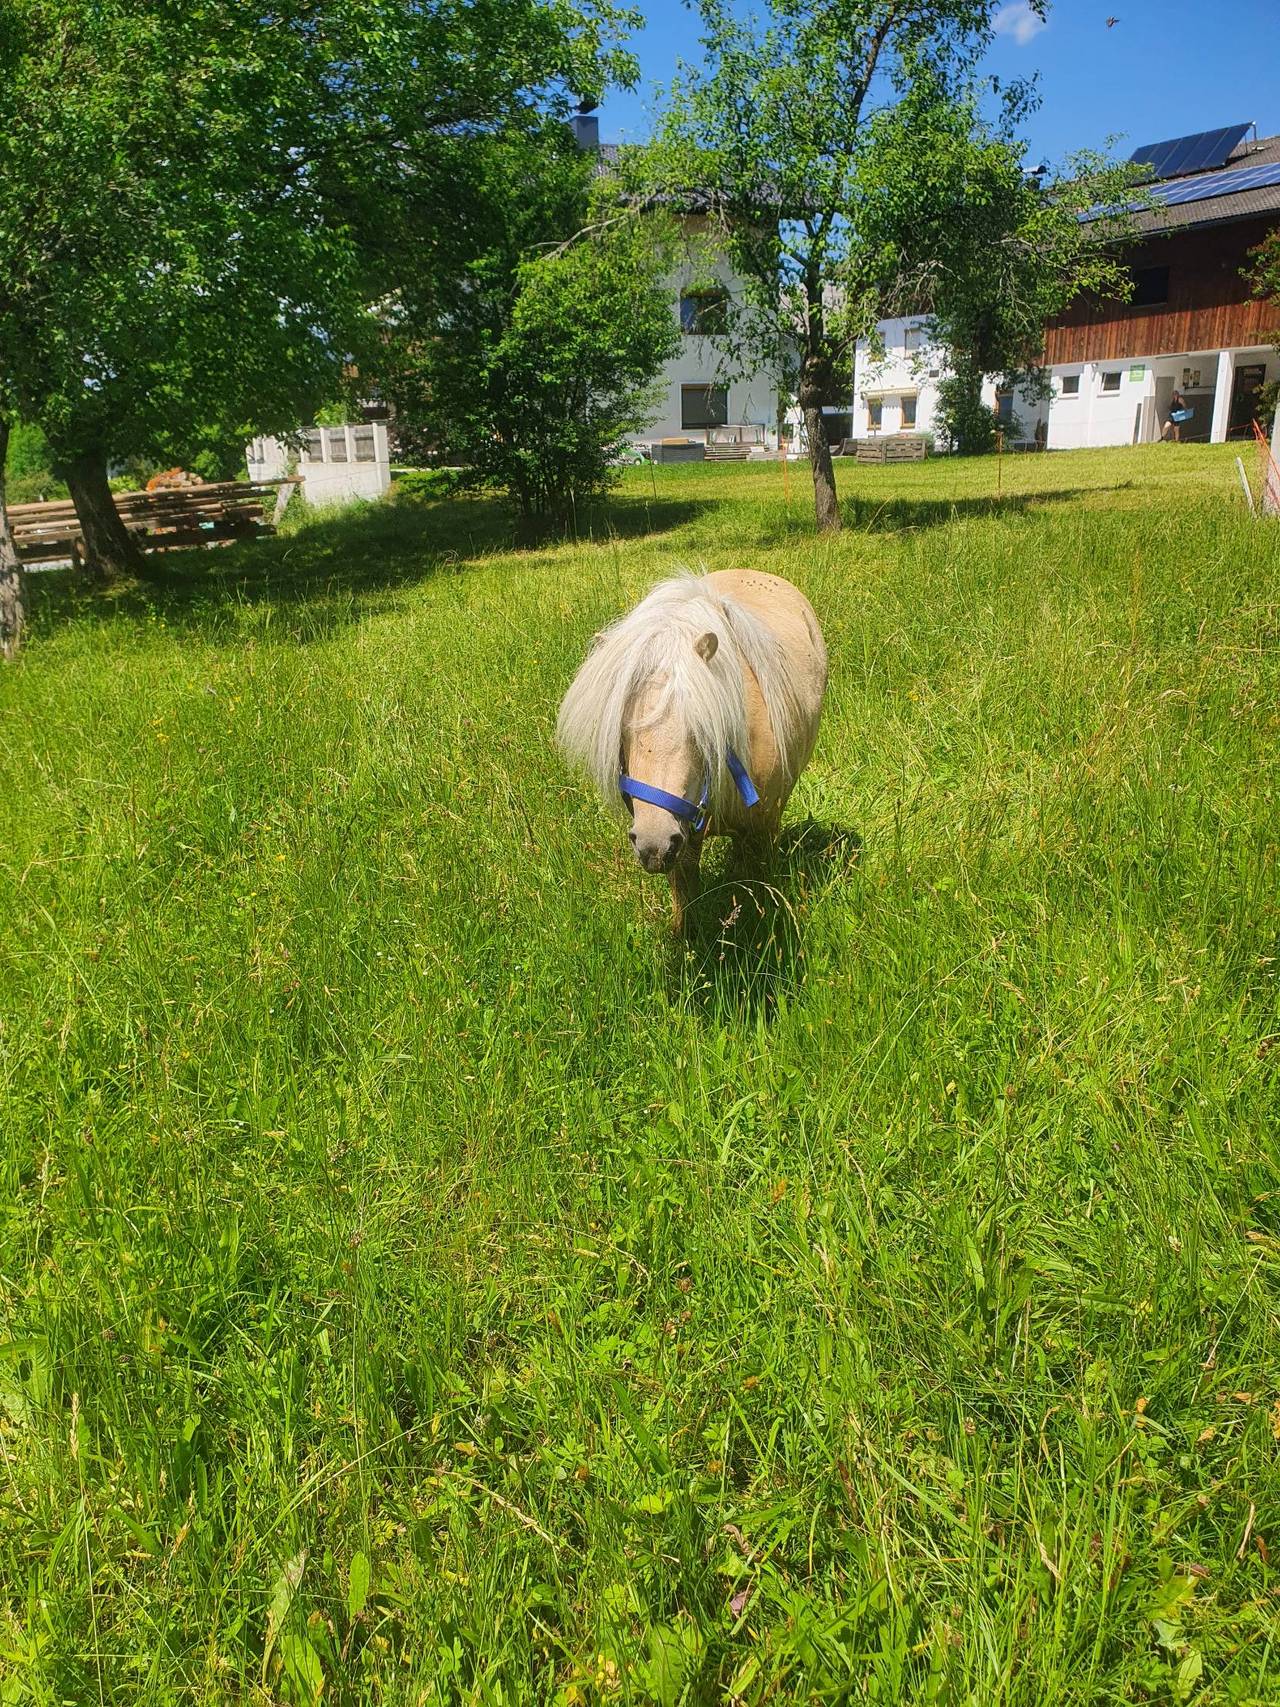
<box><xmin>427</xmin><ymin>218</ymin><xmax>679</xmax><ymax>531</ymax></box>
<box><xmin>4</xmin><ymin>420</ymin><xmax>65</xmax><ymax>503</ymax></box>
<box><xmin>933</xmin><ymin>371</ymin><xmax>998</xmax><ymax>456</ymax></box>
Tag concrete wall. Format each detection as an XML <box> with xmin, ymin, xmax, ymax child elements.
<box><xmin>247</xmin><ymin>423</ymin><xmax>391</xmax><ymax>505</ymax></box>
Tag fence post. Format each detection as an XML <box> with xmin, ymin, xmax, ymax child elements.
<box><xmin>1266</xmin><ymin>410</ymin><xmax>1280</xmax><ymax>517</ymax></box>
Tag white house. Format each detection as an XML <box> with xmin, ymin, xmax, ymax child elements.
<box><xmin>581</xmin><ymin>119</ymin><xmax>784</xmax><ymax>453</ymax></box>
<box><xmin>843</xmin><ymin>315</ymin><xmax>1046</xmax><ymax>448</ymax></box>
<box><xmin>633</xmin><ymin>239</ymin><xmax>784</xmax><ymax>451</ymax></box>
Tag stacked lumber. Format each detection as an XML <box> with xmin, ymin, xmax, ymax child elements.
<box><xmin>8</xmin><ymin>478</ymin><xmax>300</xmax><ymax>565</ymax></box>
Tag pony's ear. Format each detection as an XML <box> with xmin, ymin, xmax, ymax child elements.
<box><xmin>695</xmin><ymin>631</ymin><xmax>718</xmax><ymax>664</ymax></box>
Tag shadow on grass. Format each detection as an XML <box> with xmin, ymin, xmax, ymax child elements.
<box><xmin>673</xmin><ymin>819</ymin><xmax>862</xmax><ymax>1021</ymax></box>
<box><xmin>24</xmin><ymin>485</ymin><xmax>712</xmax><ymax>643</ymax></box>
<box><xmin>750</xmin><ymin>482</ymin><xmax>1135</xmax><ymax>545</ymax></box>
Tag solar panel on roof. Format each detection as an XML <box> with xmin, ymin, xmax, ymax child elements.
<box><xmin>1147</xmin><ymin>156</ymin><xmax>1280</xmax><ymax>207</ymax></box>
<box><xmin>1128</xmin><ymin>122</ymin><xmax>1251</xmax><ymax>181</ymax></box>
<box><xmin>1080</xmin><ymin>156</ymin><xmax>1280</xmax><ymax>223</ymax></box>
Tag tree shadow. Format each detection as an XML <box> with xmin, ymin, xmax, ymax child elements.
<box><xmin>22</xmin><ymin>485</ymin><xmax>712</xmax><ymax>644</ymax></box>
<box><xmin>750</xmin><ymin>482</ymin><xmax>1134</xmax><ymax>545</ymax></box>
<box><xmin>672</xmin><ymin>818</ymin><xmax>862</xmax><ymax>1022</ymax></box>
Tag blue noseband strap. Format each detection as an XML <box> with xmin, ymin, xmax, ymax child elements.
<box><xmin>619</xmin><ymin>748</ymin><xmax>758</xmax><ymax>832</ymax></box>
<box><xmin>618</xmin><ymin>775</ymin><xmax>709</xmax><ymax>824</ymax></box>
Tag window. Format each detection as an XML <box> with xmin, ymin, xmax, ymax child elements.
<box><xmin>681</xmin><ymin>384</ymin><xmax>729</xmax><ymax>430</ymax></box>
<box><xmin>867</xmin><ymin>398</ymin><xmax>883</xmax><ymax>431</ymax></box>
<box><xmin>995</xmin><ymin>389</ymin><xmax>1015</xmax><ymax>425</ymax></box>
<box><xmin>900</xmin><ymin>394</ymin><xmax>918</xmax><ymax>428</ymax></box>
<box><xmin>904</xmin><ymin>324</ymin><xmax>927</xmax><ymax>352</ymax></box>
<box><xmin>1060</xmin><ymin>374</ymin><xmax>1080</xmax><ymax>396</ymax></box>
<box><xmin>1129</xmin><ymin>264</ymin><xmax>1170</xmax><ymax>308</ymax></box>
<box><xmin>679</xmin><ymin>289</ymin><xmax>730</xmax><ymax>335</ymax></box>
<box><xmin>822</xmin><ymin>411</ymin><xmax>853</xmax><ymax>446</ymax></box>
<box><xmin>1100</xmin><ymin>371</ymin><xmax>1121</xmax><ymax>393</ymax></box>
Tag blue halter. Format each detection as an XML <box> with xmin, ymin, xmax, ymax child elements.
<box><xmin>619</xmin><ymin>748</ymin><xmax>759</xmax><ymax>833</ymax></box>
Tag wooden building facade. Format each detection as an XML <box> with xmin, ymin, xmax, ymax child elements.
<box><xmin>1043</xmin><ymin>219</ymin><xmax>1280</xmax><ymax>369</ymax></box>
<box><xmin>1038</xmin><ymin>132</ymin><xmax>1280</xmax><ymax>449</ymax></box>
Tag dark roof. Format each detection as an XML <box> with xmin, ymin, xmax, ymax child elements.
<box><xmin>1126</xmin><ymin>131</ymin><xmax>1280</xmax><ymax>233</ymax></box>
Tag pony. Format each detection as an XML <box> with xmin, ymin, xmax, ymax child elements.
<box><xmin>557</xmin><ymin>570</ymin><xmax>828</xmax><ymax>931</ymax></box>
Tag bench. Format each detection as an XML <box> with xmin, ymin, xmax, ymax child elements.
<box><xmin>9</xmin><ymin>478</ymin><xmax>300</xmax><ymax>566</ymax></box>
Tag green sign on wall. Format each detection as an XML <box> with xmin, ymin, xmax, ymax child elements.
<box><xmin>1129</xmin><ymin>365</ymin><xmax>1146</xmax><ymax>382</ymax></box>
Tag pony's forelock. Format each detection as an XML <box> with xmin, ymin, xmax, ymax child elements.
<box><xmin>556</xmin><ymin>572</ymin><xmax>803</xmax><ymax>813</ymax></box>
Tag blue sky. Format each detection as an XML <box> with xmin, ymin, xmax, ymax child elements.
<box><xmin>602</xmin><ymin>0</ymin><xmax>1280</xmax><ymax>167</ymax></box>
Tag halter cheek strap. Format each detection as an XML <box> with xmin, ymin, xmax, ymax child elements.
<box><xmin>619</xmin><ymin>748</ymin><xmax>758</xmax><ymax>832</ymax></box>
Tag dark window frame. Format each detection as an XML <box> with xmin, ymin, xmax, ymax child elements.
<box><xmin>1060</xmin><ymin>374</ymin><xmax>1080</xmax><ymax>396</ymax></box>
<box><xmin>679</xmin><ymin>288</ymin><xmax>731</xmax><ymax>336</ymax></box>
<box><xmin>1128</xmin><ymin>264</ymin><xmax>1171</xmax><ymax>308</ymax></box>
<box><xmin>680</xmin><ymin>383</ymin><xmax>729</xmax><ymax>430</ymax></box>
<box><xmin>1100</xmin><ymin>371</ymin><xmax>1122</xmax><ymax>394</ymax></box>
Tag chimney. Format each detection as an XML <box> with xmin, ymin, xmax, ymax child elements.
<box><xmin>572</xmin><ymin>100</ymin><xmax>600</xmax><ymax>152</ymax></box>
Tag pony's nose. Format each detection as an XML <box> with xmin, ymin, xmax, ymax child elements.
<box><xmin>631</xmin><ymin>827</ymin><xmax>685</xmax><ymax>873</ymax></box>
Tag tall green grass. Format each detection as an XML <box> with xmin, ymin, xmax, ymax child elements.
<box><xmin>2</xmin><ymin>445</ymin><xmax>1278</xmax><ymax>1704</ymax></box>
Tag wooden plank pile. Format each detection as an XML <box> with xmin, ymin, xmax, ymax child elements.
<box><xmin>855</xmin><ymin>435</ymin><xmax>928</xmax><ymax>464</ymax></box>
<box><xmin>8</xmin><ymin>478</ymin><xmax>300</xmax><ymax>566</ymax></box>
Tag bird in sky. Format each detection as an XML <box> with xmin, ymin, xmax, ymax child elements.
<box><xmin>1105</xmin><ymin>15</ymin><xmax>1120</xmax><ymax>25</ymax></box>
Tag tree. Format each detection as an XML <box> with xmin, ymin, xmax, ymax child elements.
<box><xmin>0</xmin><ymin>421</ymin><xmax>24</xmax><ymax>660</ymax></box>
<box><xmin>864</xmin><ymin>79</ymin><xmax>1141</xmax><ymax>452</ymax></box>
<box><xmin>393</xmin><ymin>133</ymin><xmax>678</xmax><ymax>529</ymax></box>
<box><xmin>645</xmin><ymin>0</ymin><xmax>1138</xmax><ymax>527</ymax></box>
<box><xmin>0</xmin><ymin>0</ymin><xmax>638</xmax><ymax>622</ymax></box>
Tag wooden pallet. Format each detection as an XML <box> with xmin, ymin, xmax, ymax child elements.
<box><xmin>10</xmin><ymin>478</ymin><xmax>300</xmax><ymax>565</ymax></box>
<box><xmin>855</xmin><ymin>435</ymin><xmax>929</xmax><ymax>464</ymax></box>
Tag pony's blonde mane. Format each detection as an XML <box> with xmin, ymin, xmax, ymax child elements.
<box><xmin>556</xmin><ymin>572</ymin><xmax>804</xmax><ymax>813</ymax></box>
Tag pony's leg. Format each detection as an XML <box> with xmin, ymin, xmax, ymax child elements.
<box><xmin>733</xmin><ymin>810</ymin><xmax>783</xmax><ymax>870</ymax></box>
<box><xmin>668</xmin><ymin>836</ymin><xmax>704</xmax><ymax>934</ymax></box>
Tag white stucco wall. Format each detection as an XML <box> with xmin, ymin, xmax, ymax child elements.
<box><xmin>1043</xmin><ymin>360</ymin><xmax>1150</xmax><ymax>449</ymax></box>
<box><xmin>852</xmin><ymin>316</ymin><xmax>945</xmax><ymax>439</ymax></box>
<box><xmin>1042</xmin><ymin>347</ymin><xmax>1279</xmax><ymax>449</ymax></box>
<box><xmin>629</xmin><ymin>222</ymin><xmax>781</xmax><ymax>446</ymax></box>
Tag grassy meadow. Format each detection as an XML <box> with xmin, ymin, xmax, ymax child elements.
<box><xmin>2</xmin><ymin>444</ymin><xmax>1279</xmax><ymax>1703</ymax></box>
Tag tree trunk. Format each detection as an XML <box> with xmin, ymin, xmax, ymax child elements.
<box><xmin>60</xmin><ymin>447</ymin><xmax>145</xmax><ymax>578</ymax></box>
<box><xmin>803</xmin><ymin>404</ymin><xmax>841</xmax><ymax>533</ymax></box>
<box><xmin>0</xmin><ymin>419</ymin><xmax>26</xmax><ymax>661</ymax></box>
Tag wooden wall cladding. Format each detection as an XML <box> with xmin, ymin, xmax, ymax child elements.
<box><xmin>1043</xmin><ymin>217</ymin><xmax>1280</xmax><ymax>365</ymax></box>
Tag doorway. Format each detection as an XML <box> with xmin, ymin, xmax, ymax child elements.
<box><xmin>1228</xmin><ymin>361</ymin><xmax>1268</xmax><ymax>438</ymax></box>
<box><xmin>1154</xmin><ymin>375</ymin><xmax>1175</xmax><ymax>439</ymax></box>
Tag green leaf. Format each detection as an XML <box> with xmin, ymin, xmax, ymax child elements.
<box><xmin>262</xmin><ymin>1548</ymin><xmax>307</xmax><ymax>1685</ymax></box>
<box><xmin>347</xmin><ymin>1550</ymin><xmax>371</xmax><ymax>1621</ymax></box>
<box><xmin>281</xmin><ymin>1631</ymin><xmax>325</xmax><ymax>1704</ymax></box>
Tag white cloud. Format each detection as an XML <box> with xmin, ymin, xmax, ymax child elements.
<box><xmin>992</xmin><ymin>1</ymin><xmax>1047</xmax><ymax>46</ymax></box>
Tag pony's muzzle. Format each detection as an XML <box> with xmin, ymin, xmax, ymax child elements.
<box><xmin>630</xmin><ymin>825</ymin><xmax>686</xmax><ymax>874</ymax></box>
